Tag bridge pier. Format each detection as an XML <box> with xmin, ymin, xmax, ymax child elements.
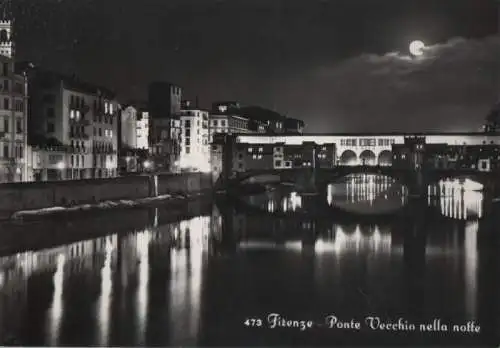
<box><xmin>477</xmin><ymin>205</ymin><xmax>500</xmax><ymax>344</ymax></box>
<box><xmin>406</xmin><ymin>170</ymin><xmax>428</xmax><ymax>197</ymax></box>
<box><xmin>402</xmin><ymin>198</ymin><xmax>428</xmax><ymax>320</ymax></box>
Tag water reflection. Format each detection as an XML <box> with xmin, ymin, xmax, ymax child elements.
<box><xmin>0</xmin><ymin>212</ymin><xmax>213</xmax><ymax>346</ymax></box>
<box><xmin>0</xmin><ymin>201</ymin><xmax>495</xmax><ymax>346</ymax></box>
<box><xmin>428</xmin><ymin>179</ymin><xmax>484</xmax><ymax>220</ymax></box>
<box><xmin>135</xmin><ymin>230</ymin><xmax>150</xmax><ymax>345</ymax></box>
<box><xmin>464</xmin><ymin>221</ymin><xmax>478</xmax><ymax>319</ymax></box>
<box><xmin>265</xmin><ymin>190</ymin><xmax>303</xmax><ymax>213</ymax></box>
<box><xmin>168</xmin><ymin>216</ymin><xmax>209</xmax><ymax>345</ymax></box>
<box><xmin>97</xmin><ymin>239</ymin><xmax>114</xmax><ymax>346</ymax></box>
<box><xmin>48</xmin><ymin>254</ymin><xmax>65</xmax><ymax>346</ymax></box>
<box><xmin>328</xmin><ymin>174</ymin><xmax>408</xmax><ymax>214</ymax></box>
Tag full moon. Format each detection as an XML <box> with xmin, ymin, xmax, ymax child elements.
<box><xmin>409</xmin><ymin>40</ymin><xmax>425</xmax><ymax>56</ymax></box>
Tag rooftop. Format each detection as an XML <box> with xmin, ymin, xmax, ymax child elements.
<box><xmin>16</xmin><ymin>62</ymin><xmax>116</xmax><ymax>99</ymax></box>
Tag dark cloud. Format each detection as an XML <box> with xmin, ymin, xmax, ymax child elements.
<box><xmin>297</xmin><ymin>35</ymin><xmax>500</xmax><ymax>133</ymax></box>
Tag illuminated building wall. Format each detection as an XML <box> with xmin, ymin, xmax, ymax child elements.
<box><xmin>20</xmin><ymin>65</ymin><xmax>119</xmax><ymax>180</ymax></box>
<box><xmin>179</xmin><ymin>108</ymin><xmax>210</xmax><ymax>172</ymax></box>
<box><xmin>136</xmin><ymin>111</ymin><xmax>149</xmax><ymax>150</ymax></box>
<box><xmin>120</xmin><ymin>106</ymin><xmax>138</xmax><ymax>149</ymax></box>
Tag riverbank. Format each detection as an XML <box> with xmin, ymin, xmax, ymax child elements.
<box><xmin>0</xmin><ymin>195</ymin><xmax>214</xmax><ymax>256</ymax></box>
<box><xmin>0</xmin><ymin>172</ymin><xmax>212</xmax><ymax>220</ymax></box>
<box><xmin>10</xmin><ymin>191</ymin><xmax>213</xmax><ymax>221</ymax></box>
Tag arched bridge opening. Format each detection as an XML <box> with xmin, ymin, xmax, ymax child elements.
<box><xmin>339</xmin><ymin>150</ymin><xmax>357</xmax><ymax>166</ymax></box>
<box><xmin>378</xmin><ymin>150</ymin><xmax>392</xmax><ymax>167</ymax></box>
<box><xmin>359</xmin><ymin>150</ymin><xmax>376</xmax><ymax>166</ymax></box>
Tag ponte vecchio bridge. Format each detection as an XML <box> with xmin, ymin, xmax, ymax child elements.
<box><xmin>233</xmin><ymin>132</ymin><xmax>500</xmax><ymax>166</ymax></box>
<box><xmin>212</xmin><ymin>132</ymin><xmax>500</xmax><ymax>195</ymax></box>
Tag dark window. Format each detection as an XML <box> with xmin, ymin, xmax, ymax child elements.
<box><xmin>1</xmin><ymin>62</ymin><xmax>7</xmax><ymax>76</ymax></box>
<box><xmin>43</xmin><ymin>94</ymin><xmax>55</xmax><ymax>103</ymax></box>
<box><xmin>185</xmin><ymin>138</ymin><xmax>190</xmax><ymax>145</ymax></box>
<box><xmin>16</xmin><ymin>119</ymin><xmax>21</xmax><ymax>133</ymax></box>
<box><xmin>186</xmin><ymin>146</ymin><xmax>190</xmax><ymax>154</ymax></box>
<box><xmin>275</xmin><ymin>160</ymin><xmax>282</xmax><ymax>167</ymax></box>
<box><xmin>3</xmin><ymin>119</ymin><xmax>7</xmax><ymax>132</ymax></box>
<box><xmin>3</xmin><ymin>79</ymin><xmax>8</xmax><ymax>91</ymax></box>
<box><xmin>46</xmin><ymin>107</ymin><xmax>55</xmax><ymax>118</ymax></box>
<box><xmin>3</xmin><ymin>145</ymin><xmax>8</xmax><ymax>158</ymax></box>
<box><xmin>0</xmin><ymin>30</ymin><xmax>7</xmax><ymax>42</ymax></box>
<box><xmin>3</xmin><ymin>98</ymin><xmax>8</xmax><ymax>110</ymax></box>
<box><xmin>47</xmin><ymin>122</ymin><xmax>55</xmax><ymax>133</ymax></box>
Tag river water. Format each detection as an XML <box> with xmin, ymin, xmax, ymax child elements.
<box><xmin>0</xmin><ymin>174</ymin><xmax>498</xmax><ymax>346</ymax></box>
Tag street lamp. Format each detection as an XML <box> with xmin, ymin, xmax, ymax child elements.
<box><xmin>56</xmin><ymin>161</ymin><xmax>65</xmax><ymax>180</ymax></box>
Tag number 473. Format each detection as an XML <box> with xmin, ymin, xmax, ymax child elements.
<box><xmin>244</xmin><ymin>318</ymin><xmax>263</xmax><ymax>327</ymax></box>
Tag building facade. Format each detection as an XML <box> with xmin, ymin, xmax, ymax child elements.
<box><xmin>210</xmin><ymin>134</ymin><xmax>336</xmax><ymax>182</ymax></box>
<box><xmin>0</xmin><ymin>19</ymin><xmax>14</xmax><ymax>59</ymax></box>
<box><xmin>179</xmin><ymin>107</ymin><xmax>210</xmax><ymax>172</ymax></box>
<box><xmin>0</xmin><ymin>55</ymin><xmax>28</xmax><ymax>183</ymax></box>
<box><xmin>119</xmin><ymin>105</ymin><xmax>137</xmax><ymax>149</ymax></box>
<box><xmin>136</xmin><ymin>110</ymin><xmax>149</xmax><ymax>150</ymax></box>
<box><xmin>21</xmin><ymin>66</ymin><xmax>119</xmax><ymax>180</ymax></box>
<box><xmin>148</xmin><ymin>82</ymin><xmax>182</xmax><ymax>172</ymax></box>
<box><xmin>27</xmin><ymin>145</ymin><xmax>70</xmax><ymax>181</ymax></box>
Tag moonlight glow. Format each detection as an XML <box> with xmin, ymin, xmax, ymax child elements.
<box><xmin>409</xmin><ymin>40</ymin><xmax>425</xmax><ymax>56</ymax></box>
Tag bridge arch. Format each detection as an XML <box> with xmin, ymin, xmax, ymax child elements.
<box><xmin>339</xmin><ymin>150</ymin><xmax>357</xmax><ymax>166</ymax></box>
<box><xmin>377</xmin><ymin>150</ymin><xmax>392</xmax><ymax>167</ymax></box>
<box><xmin>359</xmin><ymin>150</ymin><xmax>376</xmax><ymax>166</ymax></box>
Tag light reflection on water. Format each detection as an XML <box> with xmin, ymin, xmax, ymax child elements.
<box><xmin>328</xmin><ymin>174</ymin><xmax>408</xmax><ymax>214</ymax></box>
<box><xmin>428</xmin><ymin>179</ymin><xmax>484</xmax><ymax>220</ymax></box>
<box><xmin>252</xmin><ymin>174</ymin><xmax>486</xmax><ymax>220</ymax></box>
<box><xmin>0</xmin><ymin>201</ymin><xmax>492</xmax><ymax>346</ymax></box>
<box><xmin>0</xmin><ymin>214</ymin><xmax>211</xmax><ymax>346</ymax></box>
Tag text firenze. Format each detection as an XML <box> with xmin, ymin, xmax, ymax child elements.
<box><xmin>266</xmin><ymin>314</ymin><xmax>481</xmax><ymax>333</ymax></box>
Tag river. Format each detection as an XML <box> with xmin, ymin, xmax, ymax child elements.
<box><xmin>0</xmin><ymin>174</ymin><xmax>498</xmax><ymax>346</ymax></box>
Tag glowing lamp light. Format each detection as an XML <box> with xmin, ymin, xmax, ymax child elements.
<box><xmin>143</xmin><ymin>160</ymin><xmax>152</xmax><ymax>169</ymax></box>
<box><xmin>56</xmin><ymin>161</ymin><xmax>65</xmax><ymax>170</ymax></box>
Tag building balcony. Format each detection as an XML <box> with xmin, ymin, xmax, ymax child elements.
<box><xmin>70</xmin><ymin>118</ymin><xmax>91</xmax><ymax>126</ymax></box>
<box><xmin>70</xmin><ymin>133</ymin><xmax>90</xmax><ymax>140</ymax></box>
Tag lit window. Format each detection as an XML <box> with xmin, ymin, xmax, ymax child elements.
<box><xmin>248</xmin><ymin>148</ymin><xmax>252</xmax><ymax>153</ymax></box>
<box><xmin>70</xmin><ymin>110</ymin><xmax>75</xmax><ymax>119</ymax></box>
<box><xmin>76</xmin><ymin>110</ymin><xmax>80</xmax><ymax>120</ymax></box>
<box><xmin>104</xmin><ymin>102</ymin><xmax>108</xmax><ymax>114</ymax></box>
<box><xmin>110</xmin><ymin>104</ymin><xmax>113</xmax><ymax>114</ymax></box>
<box><xmin>258</xmin><ymin>154</ymin><xmax>262</xmax><ymax>159</ymax></box>
<box><xmin>259</xmin><ymin>147</ymin><xmax>263</xmax><ymax>152</ymax></box>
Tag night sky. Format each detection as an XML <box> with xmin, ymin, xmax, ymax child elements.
<box><xmin>10</xmin><ymin>0</ymin><xmax>500</xmax><ymax>133</ymax></box>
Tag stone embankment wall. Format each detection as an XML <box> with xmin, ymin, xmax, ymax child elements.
<box><xmin>0</xmin><ymin>173</ymin><xmax>212</xmax><ymax>218</ymax></box>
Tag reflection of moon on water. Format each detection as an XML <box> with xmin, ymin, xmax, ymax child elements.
<box><xmin>409</xmin><ymin>40</ymin><xmax>425</xmax><ymax>56</ymax></box>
